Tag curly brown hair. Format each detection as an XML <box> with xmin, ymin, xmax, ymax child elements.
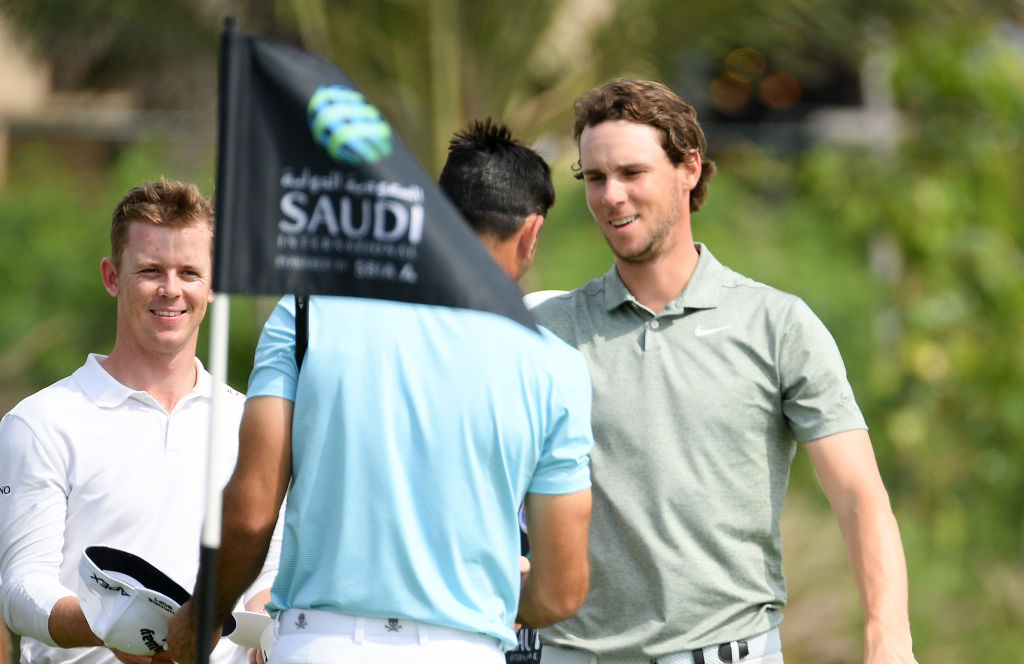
<box><xmin>572</xmin><ymin>78</ymin><xmax>717</xmax><ymax>212</ymax></box>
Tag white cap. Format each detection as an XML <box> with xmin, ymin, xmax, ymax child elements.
<box><xmin>258</xmin><ymin>617</ymin><xmax>278</xmax><ymax>663</ymax></box>
<box><xmin>229</xmin><ymin>613</ymin><xmax>277</xmax><ymax>663</ymax></box>
<box><xmin>78</xmin><ymin>546</ymin><xmax>235</xmax><ymax>655</ymax></box>
<box><xmin>522</xmin><ymin>290</ymin><xmax>568</xmax><ymax>310</ymax></box>
<box><xmin>228</xmin><ymin>611</ymin><xmax>272</xmax><ymax>650</ymax></box>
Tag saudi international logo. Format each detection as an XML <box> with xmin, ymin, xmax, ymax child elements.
<box><xmin>307</xmin><ymin>85</ymin><xmax>393</xmax><ymax>165</ymax></box>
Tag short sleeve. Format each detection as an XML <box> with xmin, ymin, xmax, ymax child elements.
<box><xmin>528</xmin><ymin>338</ymin><xmax>594</xmax><ymax>495</ymax></box>
<box><xmin>247</xmin><ymin>296</ymin><xmax>300</xmax><ymax>402</ymax></box>
<box><xmin>778</xmin><ymin>298</ymin><xmax>867</xmax><ymax>442</ymax></box>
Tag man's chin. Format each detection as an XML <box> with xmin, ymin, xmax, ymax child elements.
<box><xmin>145</xmin><ymin>332</ymin><xmax>199</xmax><ymax>357</ymax></box>
<box><xmin>610</xmin><ymin>245</ymin><xmax>657</xmax><ymax>265</ymax></box>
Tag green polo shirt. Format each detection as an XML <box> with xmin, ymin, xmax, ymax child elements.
<box><xmin>532</xmin><ymin>244</ymin><xmax>866</xmax><ymax>658</ymax></box>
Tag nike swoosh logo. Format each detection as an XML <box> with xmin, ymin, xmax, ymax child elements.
<box><xmin>694</xmin><ymin>325</ymin><xmax>731</xmax><ymax>337</ymax></box>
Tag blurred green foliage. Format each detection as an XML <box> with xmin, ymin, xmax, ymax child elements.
<box><xmin>0</xmin><ymin>143</ymin><xmax>279</xmax><ymax>403</ymax></box>
<box><xmin>2</xmin><ymin>2</ymin><xmax>1023</xmax><ymax>663</ymax></box>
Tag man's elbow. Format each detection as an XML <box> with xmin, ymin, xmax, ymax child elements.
<box><xmin>222</xmin><ymin>512</ymin><xmax>277</xmax><ymax>546</ymax></box>
<box><xmin>544</xmin><ymin>577</ymin><xmax>590</xmax><ymax>624</ymax></box>
<box><xmin>519</xmin><ymin>563</ymin><xmax>590</xmax><ymax>627</ymax></box>
<box><xmin>222</xmin><ymin>482</ymin><xmax>283</xmax><ymax>543</ymax></box>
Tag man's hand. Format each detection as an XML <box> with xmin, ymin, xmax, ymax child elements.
<box><xmin>107</xmin><ymin>648</ymin><xmax>156</xmax><ymax>664</ymax></box>
<box><xmin>165</xmin><ymin>599</ymin><xmax>204</xmax><ymax>664</ymax></box>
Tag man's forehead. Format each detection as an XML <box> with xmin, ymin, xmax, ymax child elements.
<box><xmin>581</xmin><ymin>119</ymin><xmax>662</xmax><ymax>141</ymax></box>
<box><xmin>126</xmin><ymin>219</ymin><xmax>213</xmax><ymax>239</ymax></box>
<box><xmin>579</xmin><ymin>121</ymin><xmax>668</xmax><ymax>168</ymax></box>
<box><xmin>123</xmin><ymin>221</ymin><xmax>214</xmax><ymax>257</ymax></box>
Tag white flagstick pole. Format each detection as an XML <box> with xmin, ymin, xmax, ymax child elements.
<box><xmin>197</xmin><ymin>292</ymin><xmax>231</xmax><ymax>664</ymax></box>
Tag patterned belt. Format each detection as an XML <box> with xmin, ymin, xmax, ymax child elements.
<box><xmin>275</xmin><ymin>609</ymin><xmax>498</xmax><ymax>648</ymax></box>
<box><xmin>540</xmin><ymin>627</ymin><xmax>781</xmax><ymax>664</ymax></box>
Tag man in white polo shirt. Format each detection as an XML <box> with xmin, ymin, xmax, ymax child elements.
<box><xmin>0</xmin><ymin>179</ymin><xmax>279</xmax><ymax>664</ymax></box>
<box><xmin>165</xmin><ymin>121</ymin><xmax>594</xmax><ymax>664</ymax></box>
<box><xmin>531</xmin><ymin>79</ymin><xmax>918</xmax><ymax>663</ymax></box>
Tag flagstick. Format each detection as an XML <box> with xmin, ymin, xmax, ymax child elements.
<box><xmin>195</xmin><ymin>16</ymin><xmax>237</xmax><ymax>663</ymax></box>
<box><xmin>197</xmin><ymin>293</ymin><xmax>231</xmax><ymax>664</ymax></box>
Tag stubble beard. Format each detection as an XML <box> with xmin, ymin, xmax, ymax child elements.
<box><xmin>607</xmin><ymin>188</ymin><xmax>685</xmax><ymax>265</ymax></box>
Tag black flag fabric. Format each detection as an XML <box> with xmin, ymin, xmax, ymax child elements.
<box><xmin>215</xmin><ymin>24</ymin><xmax>535</xmax><ymax>329</ymax></box>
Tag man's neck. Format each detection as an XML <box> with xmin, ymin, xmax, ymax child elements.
<box><xmin>479</xmin><ymin>234</ymin><xmax>521</xmax><ymax>281</ymax></box>
<box><xmin>616</xmin><ymin>241</ymin><xmax>700</xmax><ymax>314</ymax></box>
<box><xmin>100</xmin><ymin>346</ymin><xmax>199</xmax><ymax>412</ymax></box>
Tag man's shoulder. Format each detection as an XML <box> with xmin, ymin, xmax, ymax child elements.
<box><xmin>4</xmin><ymin>372</ymin><xmax>84</xmax><ymax>424</ymax></box>
<box><xmin>196</xmin><ymin>357</ymin><xmax>246</xmax><ymax>407</ymax></box>
<box><xmin>535</xmin><ymin>325</ymin><xmax>588</xmax><ymax>367</ymax></box>
<box><xmin>708</xmin><ymin>261</ymin><xmax>825</xmax><ymax>338</ymax></box>
<box><xmin>212</xmin><ymin>378</ymin><xmax>246</xmax><ymax>402</ymax></box>
<box><xmin>714</xmin><ymin>261</ymin><xmax>804</xmax><ymax>308</ymax></box>
<box><xmin>216</xmin><ymin>382</ymin><xmax>247</xmax><ymax>411</ymax></box>
<box><xmin>528</xmin><ymin>277</ymin><xmax>606</xmax><ymax>335</ymax></box>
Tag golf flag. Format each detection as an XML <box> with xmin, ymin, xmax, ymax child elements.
<box><xmin>215</xmin><ymin>23</ymin><xmax>534</xmax><ymax>329</ymax></box>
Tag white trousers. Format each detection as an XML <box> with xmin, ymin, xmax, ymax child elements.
<box><xmin>269</xmin><ymin>610</ymin><xmax>504</xmax><ymax>664</ymax></box>
<box><xmin>731</xmin><ymin>655</ymin><xmax>783</xmax><ymax>664</ymax></box>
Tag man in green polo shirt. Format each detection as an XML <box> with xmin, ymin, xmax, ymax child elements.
<box><xmin>531</xmin><ymin>78</ymin><xmax>918</xmax><ymax>664</ymax></box>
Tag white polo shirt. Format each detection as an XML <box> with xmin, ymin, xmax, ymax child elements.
<box><xmin>0</xmin><ymin>354</ymin><xmax>276</xmax><ymax>664</ymax></box>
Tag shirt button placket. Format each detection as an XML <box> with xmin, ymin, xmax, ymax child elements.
<box><xmin>645</xmin><ymin>318</ymin><xmax>661</xmax><ymax>352</ymax></box>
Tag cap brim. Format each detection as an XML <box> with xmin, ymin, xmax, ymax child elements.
<box><xmin>228</xmin><ymin>611</ymin><xmax>273</xmax><ymax>649</ymax></box>
<box><xmin>81</xmin><ymin>546</ymin><xmax>236</xmax><ymax>640</ymax></box>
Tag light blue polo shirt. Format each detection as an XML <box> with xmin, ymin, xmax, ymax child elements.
<box><xmin>247</xmin><ymin>295</ymin><xmax>593</xmax><ymax>649</ymax></box>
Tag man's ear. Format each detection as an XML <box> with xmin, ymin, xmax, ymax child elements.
<box><xmin>517</xmin><ymin>213</ymin><xmax>545</xmax><ymax>265</ymax></box>
<box><xmin>677</xmin><ymin>151</ymin><xmax>702</xmax><ymax>192</ymax></box>
<box><xmin>100</xmin><ymin>257</ymin><xmax>119</xmax><ymax>297</ymax></box>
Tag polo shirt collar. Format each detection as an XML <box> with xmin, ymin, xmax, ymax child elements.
<box><xmin>601</xmin><ymin>242</ymin><xmax>724</xmax><ymax>314</ymax></box>
<box><xmin>76</xmin><ymin>353</ymin><xmax>211</xmax><ymax>409</ymax></box>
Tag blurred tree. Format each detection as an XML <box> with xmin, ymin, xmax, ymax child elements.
<box><xmin>0</xmin><ymin>0</ymin><xmax>222</xmax><ymax>109</ymax></box>
<box><xmin>0</xmin><ymin>149</ymin><xmax>117</xmax><ymax>412</ymax></box>
<box><xmin>272</xmin><ymin>0</ymin><xmax>618</xmax><ymax>172</ymax></box>
<box><xmin>13</xmin><ymin>0</ymin><xmax>1008</xmax><ymax>168</ymax></box>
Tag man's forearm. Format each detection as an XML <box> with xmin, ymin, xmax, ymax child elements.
<box><xmin>807</xmin><ymin>430</ymin><xmax>917</xmax><ymax>663</ymax></box>
<box><xmin>47</xmin><ymin>597</ymin><xmax>103</xmax><ymax>649</ymax></box>
<box><xmin>516</xmin><ymin>490</ymin><xmax>592</xmax><ymax>627</ymax></box>
<box><xmin>207</xmin><ymin>502</ymin><xmax>279</xmax><ymax>627</ymax></box>
<box><xmin>207</xmin><ymin>396</ymin><xmax>292</xmax><ymax>626</ymax></box>
<box><xmin>837</xmin><ymin>495</ymin><xmax>915</xmax><ymax>659</ymax></box>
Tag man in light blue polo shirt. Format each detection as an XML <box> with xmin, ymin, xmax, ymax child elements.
<box><xmin>166</xmin><ymin>120</ymin><xmax>594</xmax><ymax>664</ymax></box>
<box><xmin>531</xmin><ymin>79</ymin><xmax>918</xmax><ymax>664</ymax></box>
